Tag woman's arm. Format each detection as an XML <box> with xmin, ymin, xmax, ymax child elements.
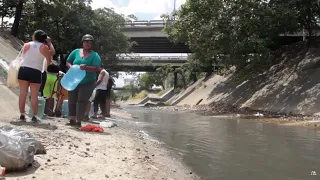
<box><xmin>45</xmin><ymin>37</ymin><xmax>55</xmax><ymax>56</ymax></box>
<box><xmin>22</xmin><ymin>43</ymin><xmax>30</xmax><ymax>54</ymax></box>
<box><xmin>40</xmin><ymin>45</ymin><xmax>52</xmax><ymax>65</ymax></box>
<box><xmin>66</xmin><ymin>49</ymin><xmax>77</xmax><ymax>68</ymax></box>
<box><xmin>82</xmin><ymin>52</ymin><xmax>101</xmax><ymax>72</ymax></box>
<box><xmin>82</xmin><ymin>65</ymin><xmax>99</xmax><ymax>72</ymax></box>
<box><xmin>96</xmin><ymin>70</ymin><xmax>105</xmax><ymax>86</ymax></box>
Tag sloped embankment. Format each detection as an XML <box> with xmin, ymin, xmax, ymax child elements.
<box><xmin>179</xmin><ymin>41</ymin><xmax>320</xmax><ymax>115</ymax></box>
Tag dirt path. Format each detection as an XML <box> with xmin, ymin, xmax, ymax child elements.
<box><xmin>0</xmin><ymin>113</ymin><xmax>196</xmax><ymax>180</ymax></box>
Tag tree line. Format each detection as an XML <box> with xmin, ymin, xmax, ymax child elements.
<box><xmin>161</xmin><ymin>0</ymin><xmax>320</xmax><ymax>76</ymax></box>
<box><xmin>0</xmin><ymin>0</ymin><xmax>131</xmax><ymax>70</ymax></box>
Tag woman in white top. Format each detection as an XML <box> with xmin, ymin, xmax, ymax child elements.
<box><xmin>92</xmin><ymin>63</ymin><xmax>109</xmax><ymax>118</ymax></box>
<box><xmin>17</xmin><ymin>30</ymin><xmax>54</xmax><ymax>122</ymax></box>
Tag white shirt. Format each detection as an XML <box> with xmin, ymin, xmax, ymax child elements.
<box><xmin>96</xmin><ymin>69</ymin><xmax>109</xmax><ymax>90</ymax></box>
<box><xmin>21</xmin><ymin>41</ymin><xmax>45</xmax><ymax>71</ymax></box>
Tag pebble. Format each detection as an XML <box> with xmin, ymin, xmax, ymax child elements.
<box><xmin>145</xmin><ymin>156</ymin><xmax>150</xmax><ymax>159</ymax></box>
<box><xmin>105</xmin><ymin>175</ymin><xmax>109</xmax><ymax>178</ymax></box>
<box><xmin>85</xmin><ymin>143</ymin><xmax>90</xmax><ymax>146</ymax></box>
<box><xmin>86</xmin><ymin>148</ymin><xmax>90</xmax><ymax>151</ymax></box>
<box><xmin>136</xmin><ymin>148</ymin><xmax>141</xmax><ymax>151</ymax></box>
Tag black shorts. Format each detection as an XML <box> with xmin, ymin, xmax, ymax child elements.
<box><xmin>106</xmin><ymin>89</ymin><xmax>111</xmax><ymax>99</ymax></box>
<box><xmin>18</xmin><ymin>66</ymin><xmax>42</xmax><ymax>84</ymax></box>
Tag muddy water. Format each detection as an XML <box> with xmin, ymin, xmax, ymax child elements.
<box><xmin>125</xmin><ymin>107</ymin><xmax>320</xmax><ymax>180</ymax></box>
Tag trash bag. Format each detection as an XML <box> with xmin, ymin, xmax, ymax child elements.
<box><xmin>0</xmin><ymin>126</ymin><xmax>39</xmax><ymax>171</ymax></box>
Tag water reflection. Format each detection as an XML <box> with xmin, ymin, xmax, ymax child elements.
<box><xmin>126</xmin><ymin>108</ymin><xmax>320</xmax><ymax>180</ymax></box>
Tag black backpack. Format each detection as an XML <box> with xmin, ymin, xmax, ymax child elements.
<box><xmin>107</xmin><ymin>77</ymin><xmax>115</xmax><ymax>91</ymax></box>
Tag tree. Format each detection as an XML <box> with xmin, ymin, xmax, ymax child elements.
<box><xmin>162</xmin><ymin>0</ymin><xmax>304</xmax><ymax>75</ymax></box>
<box><xmin>139</xmin><ymin>72</ymin><xmax>166</xmax><ymax>90</ymax></box>
<box><xmin>0</xmin><ymin>0</ymin><xmax>16</xmax><ymax>28</ymax></box>
<box><xmin>13</xmin><ymin>0</ymin><xmax>129</xmax><ymax>69</ymax></box>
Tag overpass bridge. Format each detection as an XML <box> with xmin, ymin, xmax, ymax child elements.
<box><xmin>108</xmin><ymin>54</ymin><xmax>225</xmax><ymax>72</ymax></box>
<box><xmin>122</xmin><ymin>20</ymin><xmax>190</xmax><ymax>53</ymax></box>
<box><xmin>122</xmin><ymin>20</ymin><xmax>317</xmax><ymax>52</ymax></box>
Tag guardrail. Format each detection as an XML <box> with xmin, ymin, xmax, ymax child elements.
<box><xmin>116</xmin><ymin>55</ymin><xmax>188</xmax><ymax>60</ymax></box>
<box><xmin>124</xmin><ymin>20</ymin><xmax>167</xmax><ymax>27</ymax></box>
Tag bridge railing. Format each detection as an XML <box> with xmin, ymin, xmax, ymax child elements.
<box><xmin>124</xmin><ymin>20</ymin><xmax>167</xmax><ymax>27</ymax></box>
<box><xmin>116</xmin><ymin>55</ymin><xmax>188</xmax><ymax>60</ymax></box>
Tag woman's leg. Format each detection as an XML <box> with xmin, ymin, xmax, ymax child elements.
<box><xmin>77</xmin><ymin>82</ymin><xmax>95</xmax><ymax>123</ymax></box>
<box><xmin>68</xmin><ymin>87</ymin><xmax>78</xmax><ymax>123</ymax></box>
<box><xmin>18</xmin><ymin>80</ymin><xmax>29</xmax><ymax>120</ymax></box>
<box><xmin>100</xmin><ymin>90</ymin><xmax>107</xmax><ymax>117</ymax></box>
<box><xmin>105</xmin><ymin>90</ymin><xmax>111</xmax><ymax>117</ymax></box>
<box><xmin>39</xmin><ymin>72</ymin><xmax>47</xmax><ymax>96</ymax></box>
<box><xmin>93</xmin><ymin>90</ymin><xmax>101</xmax><ymax>117</ymax></box>
<box><xmin>29</xmin><ymin>83</ymin><xmax>41</xmax><ymax>120</ymax></box>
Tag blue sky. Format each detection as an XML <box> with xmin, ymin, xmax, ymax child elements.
<box><xmin>91</xmin><ymin>0</ymin><xmax>186</xmax><ymax>20</ymax></box>
<box><xmin>3</xmin><ymin>0</ymin><xmax>187</xmax><ymax>87</ymax></box>
<box><xmin>91</xmin><ymin>0</ymin><xmax>187</xmax><ymax>87</ymax></box>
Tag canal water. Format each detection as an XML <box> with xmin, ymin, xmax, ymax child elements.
<box><xmin>125</xmin><ymin>107</ymin><xmax>320</xmax><ymax>180</ymax></box>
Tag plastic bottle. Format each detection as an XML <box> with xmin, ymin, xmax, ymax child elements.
<box><xmin>61</xmin><ymin>65</ymin><xmax>86</xmax><ymax>91</ymax></box>
<box><xmin>61</xmin><ymin>100</ymin><xmax>69</xmax><ymax>117</ymax></box>
<box><xmin>28</xmin><ymin>92</ymin><xmax>46</xmax><ymax>119</ymax></box>
<box><xmin>89</xmin><ymin>102</ymin><xmax>94</xmax><ymax>117</ymax></box>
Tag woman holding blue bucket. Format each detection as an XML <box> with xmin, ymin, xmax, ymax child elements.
<box><xmin>66</xmin><ymin>34</ymin><xmax>101</xmax><ymax>127</ymax></box>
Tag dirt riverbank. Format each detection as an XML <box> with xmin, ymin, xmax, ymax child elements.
<box><xmin>0</xmin><ymin>109</ymin><xmax>197</xmax><ymax>180</ymax></box>
<box><xmin>150</xmin><ymin>103</ymin><xmax>320</xmax><ymax>129</ymax></box>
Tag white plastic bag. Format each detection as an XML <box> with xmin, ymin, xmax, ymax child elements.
<box><xmin>7</xmin><ymin>47</ymin><xmax>24</xmax><ymax>87</ymax></box>
<box><xmin>0</xmin><ymin>126</ymin><xmax>39</xmax><ymax>171</ymax></box>
<box><xmin>89</xmin><ymin>89</ymin><xmax>96</xmax><ymax>102</ymax></box>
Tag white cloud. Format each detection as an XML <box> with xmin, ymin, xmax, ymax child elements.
<box><xmin>91</xmin><ymin>0</ymin><xmax>186</xmax><ymax>20</ymax></box>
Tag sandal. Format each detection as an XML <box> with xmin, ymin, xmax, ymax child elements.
<box><xmin>19</xmin><ymin>114</ymin><xmax>26</xmax><ymax>121</ymax></box>
<box><xmin>74</xmin><ymin>121</ymin><xmax>82</xmax><ymax>128</ymax></box>
<box><xmin>31</xmin><ymin>116</ymin><xmax>41</xmax><ymax>123</ymax></box>
<box><xmin>66</xmin><ymin>120</ymin><xmax>76</xmax><ymax>126</ymax></box>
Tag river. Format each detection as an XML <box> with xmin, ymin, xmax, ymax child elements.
<box><xmin>123</xmin><ymin>107</ymin><xmax>320</xmax><ymax>180</ymax></box>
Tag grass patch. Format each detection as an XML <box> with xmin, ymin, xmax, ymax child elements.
<box><xmin>157</xmin><ymin>88</ymin><xmax>171</xmax><ymax>97</ymax></box>
<box><xmin>133</xmin><ymin>90</ymin><xmax>148</xmax><ymax>99</ymax></box>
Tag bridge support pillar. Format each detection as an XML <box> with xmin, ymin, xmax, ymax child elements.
<box><xmin>173</xmin><ymin>71</ymin><xmax>178</xmax><ymax>89</ymax></box>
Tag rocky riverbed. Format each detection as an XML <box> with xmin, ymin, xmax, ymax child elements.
<box><xmin>0</xmin><ymin>109</ymin><xmax>197</xmax><ymax>180</ymax></box>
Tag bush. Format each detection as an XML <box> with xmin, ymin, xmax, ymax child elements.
<box><xmin>133</xmin><ymin>90</ymin><xmax>148</xmax><ymax>99</ymax></box>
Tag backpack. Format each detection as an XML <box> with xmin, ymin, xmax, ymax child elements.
<box><xmin>107</xmin><ymin>77</ymin><xmax>115</xmax><ymax>91</ymax></box>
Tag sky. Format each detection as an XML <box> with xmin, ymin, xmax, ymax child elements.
<box><xmin>91</xmin><ymin>0</ymin><xmax>186</xmax><ymax>20</ymax></box>
<box><xmin>90</xmin><ymin>0</ymin><xmax>187</xmax><ymax>87</ymax></box>
<box><xmin>3</xmin><ymin>0</ymin><xmax>187</xmax><ymax>87</ymax></box>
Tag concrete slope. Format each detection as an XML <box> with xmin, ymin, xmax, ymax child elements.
<box><xmin>0</xmin><ymin>31</ymin><xmax>23</xmax><ymax>61</ymax></box>
<box><xmin>177</xmin><ymin>41</ymin><xmax>320</xmax><ymax>115</ymax></box>
<box><xmin>0</xmin><ymin>32</ymin><xmax>22</xmax><ymax>118</ymax></box>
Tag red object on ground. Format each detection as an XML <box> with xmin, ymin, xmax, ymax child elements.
<box><xmin>0</xmin><ymin>166</ymin><xmax>5</xmax><ymax>176</ymax></box>
<box><xmin>80</xmin><ymin>124</ymin><xmax>104</xmax><ymax>133</ymax></box>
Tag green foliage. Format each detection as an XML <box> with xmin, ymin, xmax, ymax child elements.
<box><xmin>162</xmin><ymin>0</ymin><xmax>320</xmax><ymax>76</ymax></box>
<box><xmin>0</xmin><ymin>0</ymin><xmax>16</xmax><ymax>25</ymax></box>
<box><xmin>133</xmin><ymin>90</ymin><xmax>148</xmax><ymax>99</ymax></box>
<box><xmin>157</xmin><ymin>88</ymin><xmax>170</xmax><ymax>97</ymax></box>
<box><xmin>140</xmin><ymin>72</ymin><xmax>165</xmax><ymax>90</ymax></box>
<box><xmin>10</xmin><ymin>0</ymin><xmax>129</xmax><ymax>65</ymax></box>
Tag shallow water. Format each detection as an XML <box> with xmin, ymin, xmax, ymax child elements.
<box><xmin>125</xmin><ymin>107</ymin><xmax>320</xmax><ymax>180</ymax></box>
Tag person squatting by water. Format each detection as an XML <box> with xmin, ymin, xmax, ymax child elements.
<box><xmin>66</xmin><ymin>34</ymin><xmax>101</xmax><ymax>127</ymax></box>
<box><xmin>92</xmin><ymin>64</ymin><xmax>109</xmax><ymax>119</ymax></box>
<box><xmin>18</xmin><ymin>30</ymin><xmax>55</xmax><ymax>122</ymax></box>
